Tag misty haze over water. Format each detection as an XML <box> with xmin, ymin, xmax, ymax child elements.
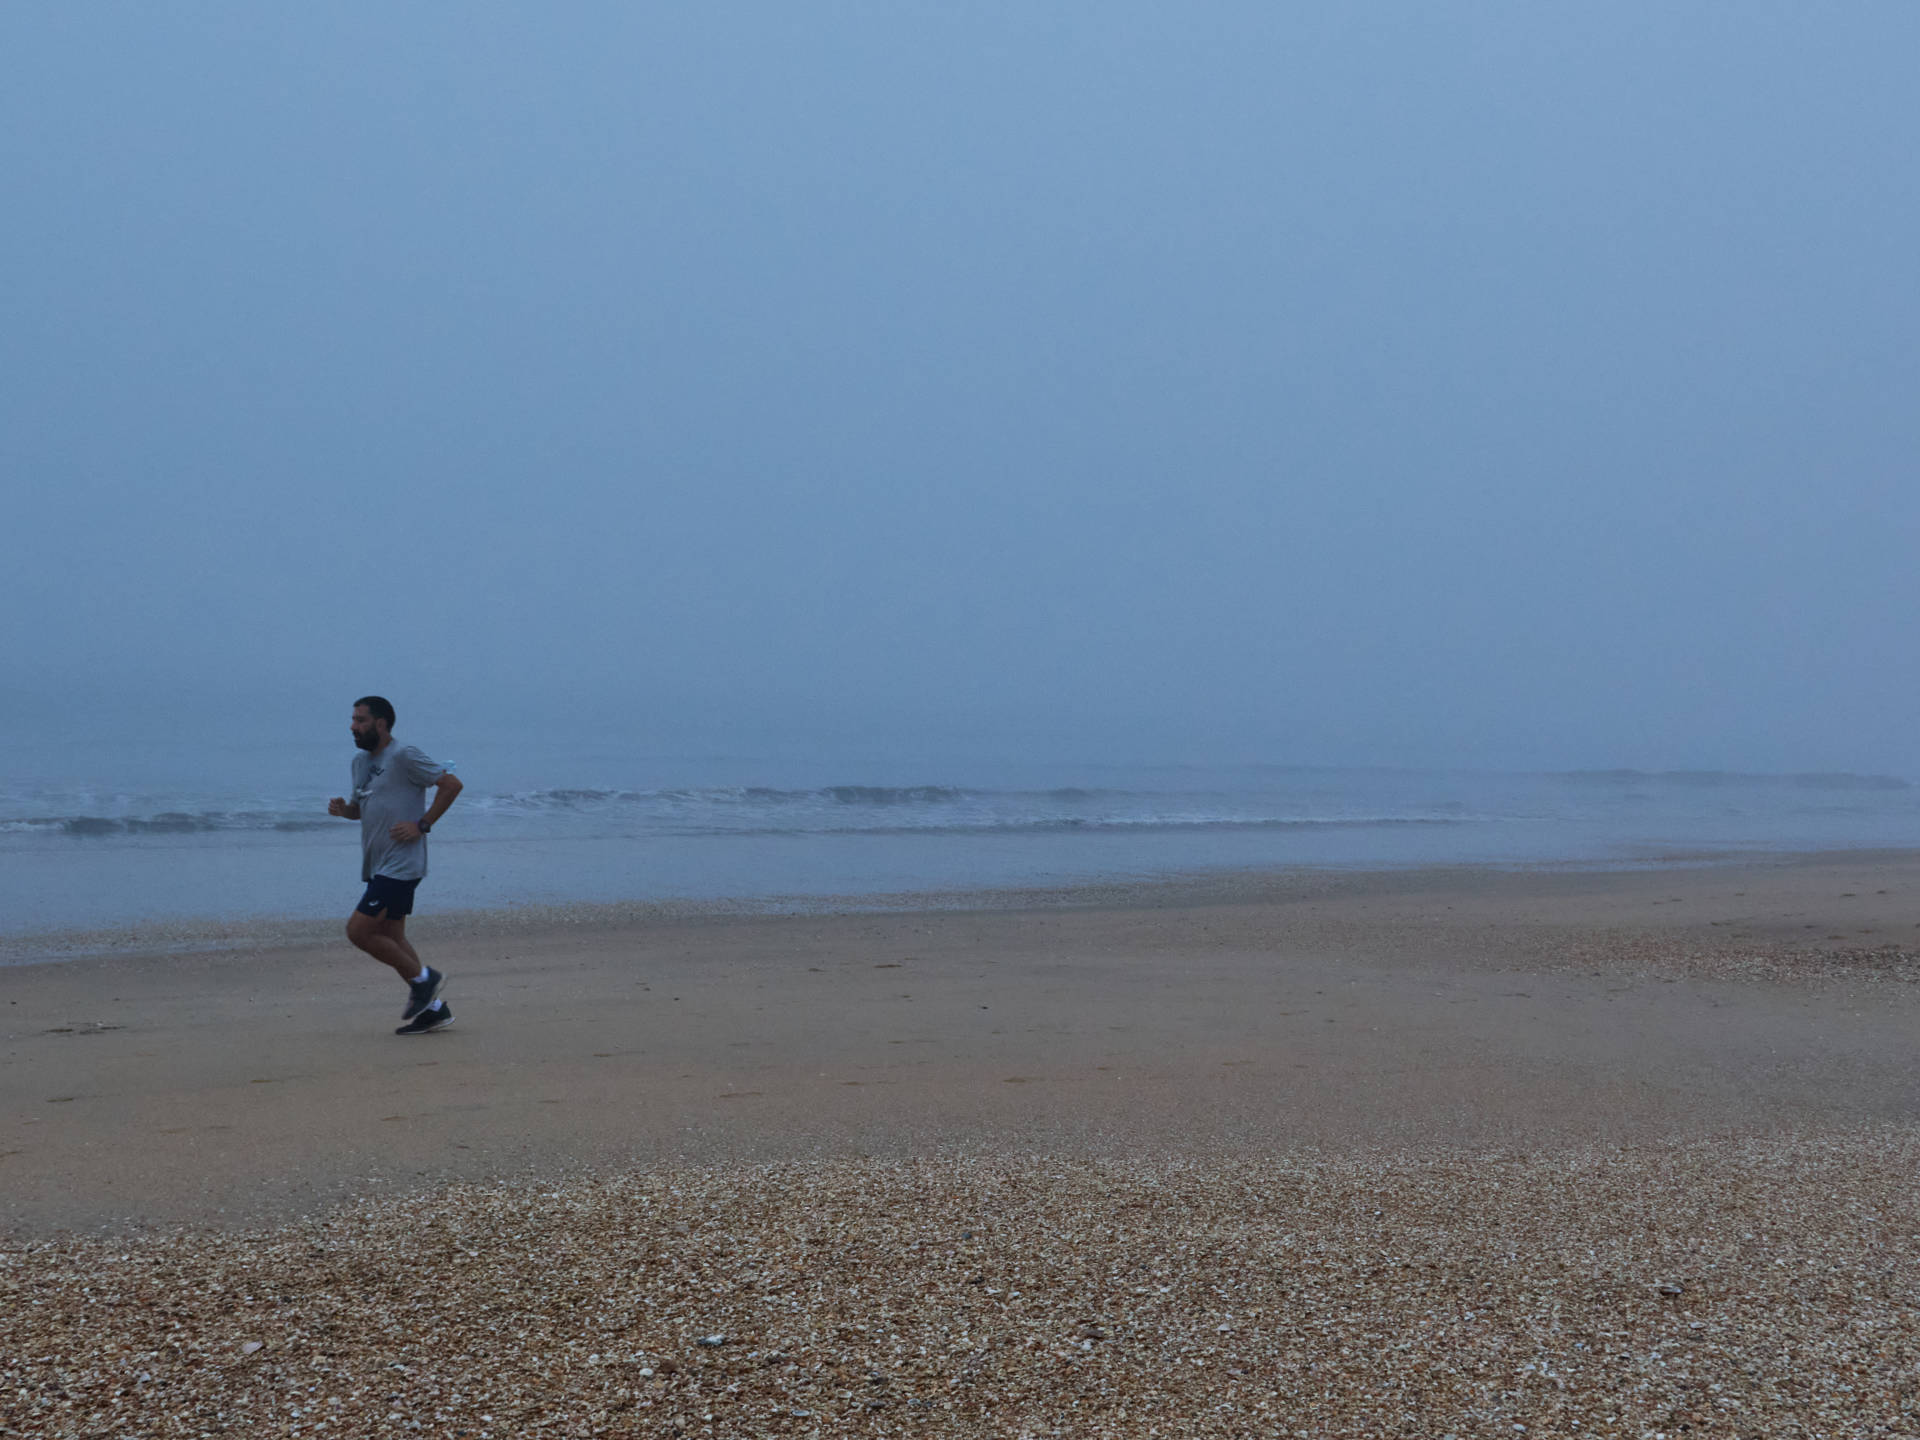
<box><xmin>5</xmin><ymin>5</ymin><xmax>1918</xmax><ymax>938</ymax></box>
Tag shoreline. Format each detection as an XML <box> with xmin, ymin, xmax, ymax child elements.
<box><xmin>6</xmin><ymin>842</ymin><xmax>1918</xmax><ymax>968</ymax></box>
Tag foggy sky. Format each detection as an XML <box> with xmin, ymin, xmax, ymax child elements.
<box><xmin>5</xmin><ymin>4</ymin><xmax>1917</xmax><ymax>773</ymax></box>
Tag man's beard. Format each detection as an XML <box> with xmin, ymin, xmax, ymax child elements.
<box><xmin>353</xmin><ymin>730</ymin><xmax>379</xmax><ymax>751</ymax></box>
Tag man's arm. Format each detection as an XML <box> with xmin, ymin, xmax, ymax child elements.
<box><xmin>424</xmin><ymin>771</ymin><xmax>463</xmax><ymax>827</ymax></box>
<box><xmin>390</xmin><ymin>771</ymin><xmax>463</xmax><ymax>843</ymax></box>
<box><xmin>328</xmin><ymin>797</ymin><xmax>361</xmax><ymax>819</ymax></box>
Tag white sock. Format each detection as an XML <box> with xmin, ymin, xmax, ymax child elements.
<box><xmin>409</xmin><ymin>966</ymin><xmax>430</xmax><ymax>985</ymax></box>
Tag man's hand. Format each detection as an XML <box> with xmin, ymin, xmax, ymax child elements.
<box><xmin>389</xmin><ymin>774</ymin><xmax>459</xmax><ymax>844</ymax></box>
<box><xmin>328</xmin><ymin>797</ymin><xmax>357</xmax><ymax>819</ymax></box>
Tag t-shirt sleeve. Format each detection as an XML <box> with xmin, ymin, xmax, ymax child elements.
<box><xmin>398</xmin><ymin>745</ymin><xmax>450</xmax><ymax>786</ymax></box>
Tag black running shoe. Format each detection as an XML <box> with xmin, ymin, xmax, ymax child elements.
<box><xmin>395</xmin><ymin>1002</ymin><xmax>453</xmax><ymax>1036</ymax></box>
<box><xmin>401</xmin><ymin>967</ymin><xmax>445</xmax><ymax>1020</ymax></box>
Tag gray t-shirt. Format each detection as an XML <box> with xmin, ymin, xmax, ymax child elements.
<box><xmin>350</xmin><ymin>742</ymin><xmax>450</xmax><ymax>883</ymax></box>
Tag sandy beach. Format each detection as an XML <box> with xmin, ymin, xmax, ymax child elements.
<box><xmin>5</xmin><ymin>853</ymin><xmax>1918</xmax><ymax>1435</ymax></box>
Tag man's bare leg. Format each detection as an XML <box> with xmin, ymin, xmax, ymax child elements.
<box><xmin>388</xmin><ymin>917</ymin><xmax>424</xmax><ymax>975</ymax></box>
<box><xmin>346</xmin><ymin>910</ymin><xmax>423</xmax><ymax>981</ymax></box>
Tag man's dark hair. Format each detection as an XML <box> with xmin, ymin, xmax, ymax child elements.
<box><xmin>355</xmin><ymin>695</ymin><xmax>397</xmax><ymax>728</ymax></box>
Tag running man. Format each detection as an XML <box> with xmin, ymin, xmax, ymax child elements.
<box><xmin>327</xmin><ymin>696</ymin><xmax>464</xmax><ymax>1035</ymax></box>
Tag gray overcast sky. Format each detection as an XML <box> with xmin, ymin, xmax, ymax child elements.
<box><xmin>4</xmin><ymin>4</ymin><xmax>1917</xmax><ymax>772</ymax></box>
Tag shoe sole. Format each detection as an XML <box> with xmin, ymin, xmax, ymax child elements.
<box><xmin>400</xmin><ymin>972</ymin><xmax>446</xmax><ymax>1021</ymax></box>
<box><xmin>395</xmin><ymin>1015</ymin><xmax>454</xmax><ymax>1036</ymax></box>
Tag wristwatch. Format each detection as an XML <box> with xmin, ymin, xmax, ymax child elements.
<box><xmin>417</xmin><ymin>818</ymin><xmax>434</xmax><ymax>834</ymax></box>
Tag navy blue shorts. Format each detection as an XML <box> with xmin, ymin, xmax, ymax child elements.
<box><xmin>356</xmin><ymin>875</ymin><xmax>420</xmax><ymax>918</ymax></box>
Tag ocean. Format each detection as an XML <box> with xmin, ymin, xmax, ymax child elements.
<box><xmin>4</xmin><ymin>735</ymin><xmax>1915</xmax><ymax>958</ymax></box>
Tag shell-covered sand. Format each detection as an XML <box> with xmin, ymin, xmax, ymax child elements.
<box><xmin>9</xmin><ymin>1129</ymin><xmax>1917</xmax><ymax>1438</ymax></box>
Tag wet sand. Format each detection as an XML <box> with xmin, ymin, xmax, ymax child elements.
<box><xmin>5</xmin><ymin>852</ymin><xmax>1916</xmax><ymax>1235</ymax></box>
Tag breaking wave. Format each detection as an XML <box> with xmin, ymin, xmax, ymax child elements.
<box><xmin>12</xmin><ymin>770</ymin><xmax>1905</xmax><ymax>850</ymax></box>
<box><xmin>459</xmin><ymin>785</ymin><xmax>1472</xmax><ymax>839</ymax></box>
<box><xmin>5</xmin><ymin>786</ymin><xmax>1476</xmax><ymax>842</ymax></box>
<box><xmin>0</xmin><ymin>811</ymin><xmax>334</xmax><ymax>837</ymax></box>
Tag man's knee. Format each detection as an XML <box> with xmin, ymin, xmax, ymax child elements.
<box><xmin>346</xmin><ymin>910</ymin><xmax>384</xmax><ymax>948</ymax></box>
